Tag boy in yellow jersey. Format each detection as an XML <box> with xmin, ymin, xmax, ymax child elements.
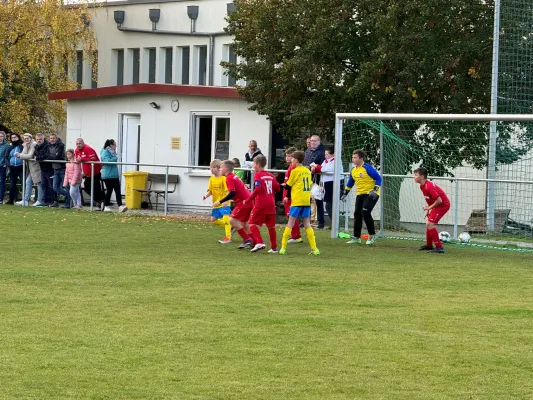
<box><xmin>203</xmin><ymin>159</ymin><xmax>232</xmax><ymax>244</ymax></box>
<box><xmin>341</xmin><ymin>149</ymin><xmax>382</xmax><ymax>245</ymax></box>
<box><xmin>279</xmin><ymin>151</ymin><xmax>320</xmax><ymax>255</ymax></box>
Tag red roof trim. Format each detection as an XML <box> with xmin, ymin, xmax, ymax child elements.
<box><xmin>48</xmin><ymin>83</ymin><xmax>240</xmax><ymax>100</ymax></box>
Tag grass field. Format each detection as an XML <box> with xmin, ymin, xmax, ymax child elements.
<box><xmin>1</xmin><ymin>207</ymin><xmax>533</xmax><ymax>399</ymax></box>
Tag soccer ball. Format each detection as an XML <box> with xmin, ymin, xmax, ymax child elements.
<box><xmin>458</xmin><ymin>232</ymin><xmax>472</xmax><ymax>243</ymax></box>
<box><xmin>439</xmin><ymin>231</ymin><xmax>451</xmax><ymax>243</ymax></box>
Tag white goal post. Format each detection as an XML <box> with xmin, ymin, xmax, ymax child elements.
<box><xmin>331</xmin><ymin>113</ymin><xmax>533</xmax><ymax>239</ymax></box>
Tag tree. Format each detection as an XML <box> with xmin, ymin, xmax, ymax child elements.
<box><xmin>0</xmin><ymin>0</ymin><xmax>96</xmax><ymax>134</ymax></box>
<box><xmin>225</xmin><ymin>0</ymin><xmax>494</xmax><ymax>142</ymax></box>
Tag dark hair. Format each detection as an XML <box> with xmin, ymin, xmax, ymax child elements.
<box><xmin>292</xmin><ymin>150</ymin><xmax>305</xmax><ymax>164</ymax></box>
<box><xmin>353</xmin><ymin>149</ymin><xmax>366</xmax><ymax>160</ymax></box>
<box><xmin>414</xmin><ymin>167</ymin><xmax>428</xmax><ymax>178</ymax></box>
<box><xmin>254</xmin><ymin>155</ymin><xmax>267</xmax><ymax>168</ymax></box>
<box><xmin>10</xmin><ymin>132</ymin><xmax>22</xmax><ymax>143</ymax></box>
<box><xmin>104</xmin><ymin>139</ymin><xmax>115</xmax><ymax>149</ymax></box>
<box><xmin>285</xmin><ymin>146</ymin><xmax>297</xmax><ymax>155</ymax></box>
<box><xmin>232</xmin><ymin>157</ymin><xmax>241</xmax><ymax>167</ymax></box>
<box><xmin>325</xmin><ymin>145</ymin><xmax>335</xmax><ymax>155</ymax></box>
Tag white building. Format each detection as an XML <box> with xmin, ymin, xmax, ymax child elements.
<box><xmin>51</xmin><ymin>0</ymin><xmax>281</xmax><ymax>210</ymax></box>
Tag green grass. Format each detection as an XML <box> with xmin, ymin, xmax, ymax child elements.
<box><xmin>1</xmin><ymin>207</ymin><xmax>533</xmax><ymax>399</ymax></box>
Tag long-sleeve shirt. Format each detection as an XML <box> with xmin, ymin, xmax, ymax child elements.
<box><xmin>74</xmin><ymin>144</ymin><xmax>102</xmax><ymax>177</ymax></box>
<box><xmin>345</xmin><ymin>163</ymin><xmax>382</xmax><ymax>195</ymax></box>
<box><xmin>63</xmin><ymin>161</ymin><xmax>83</xmax><ymax>186</ymax></box>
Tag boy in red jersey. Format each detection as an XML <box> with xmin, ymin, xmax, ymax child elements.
<box><xmin>244</xmin><ymin>155</ymin><xmax>280</xmax><ymax>253</ymax></box>
<box><xmin>213</xmin><ymin>160</ymin><xmax>254</xmax><ymax>249</ymax></box>
<box><xmin>414</xmin><ymin>167</ymin><xmax>451</xmax><ymax>253</ymax></box>
<box><xmin>283</xmin><ymin>147</ymin><xmax>303</xmax><ymax>243</ymax></box>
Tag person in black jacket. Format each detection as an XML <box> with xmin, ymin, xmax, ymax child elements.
<box><xmin>303</xmin><ymin>135</ymin><xmax>326</xmax><ymax>229</ymax></box>
<box><xmin>48</xmin><ymin>134</ymin><xmax>70</xmax><ymax>208</ymax></box>
<box><xmin>34</xmin><ymin>134</ymin><xmax>55</xmax><ymax>207</ymax></box>
<box><xmin>6</xmin><ymin>133</ymin><xmax>24</xmax><ymax>205</ymax></box>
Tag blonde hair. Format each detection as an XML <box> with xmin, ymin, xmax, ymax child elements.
<box><xmin>210</xmin><ymin>159</ymin><xmax>222</xmax><ymax>168</ymax></box>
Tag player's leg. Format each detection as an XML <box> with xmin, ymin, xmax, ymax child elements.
<box><xmin>285</xmin><ymin>200</ymin><xmax>302</xmax><ymax>242</ymax></box>
<box><xmin>426</xmin><ymin>206</ymin><xmax>449</xmax><ymax>253</ymax></box>
<box><xmin>348</xmin><ymin>195</ymin><xmax>365</xmax><ymax>244</ymax></box>
<box><xmin>249</xmin><ymin>209</ymin><xmax>265</xmax><ymax>251</ymax></box>
<box><xmin>265</xmin><ymin>214</ymin><xmax>278</xmax><ymax>252</ymax></box>
<box><xmin>302</xmin><ymin>217</ymin><xmax>319</xmax><ymax>255</ymax></box>
<box><xmin>280</xmin><ymin>212</ymin><xmax>298</xmax><ymax>254</ymax></box>
<box><xmin>362</xmin><ymin>195</ymin><xmax>379</xmax><ymax>245</ymax></box>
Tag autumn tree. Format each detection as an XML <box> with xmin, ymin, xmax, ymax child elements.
<box><xmin>0</xmin><ymin>0</ymin><xmax>96</xmax><ymax>134</ymax></box>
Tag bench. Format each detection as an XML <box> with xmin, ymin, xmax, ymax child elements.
<box><xmin>135</xmin><ymin>173</ymin><xmax>179</xmax><ymax>210</ymax></box>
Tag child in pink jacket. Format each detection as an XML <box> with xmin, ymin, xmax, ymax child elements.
<box><xmin>63</xmin><ymin>149</ymin><xmax>83</xmax><ymax>209</ymax></box>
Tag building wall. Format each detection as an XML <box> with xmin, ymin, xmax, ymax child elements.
<box><xmin>79</xmin><ymin>0</ymin><xmax>238</xmax><ymax>89</ymax></box>
<box><xmin>66</xmin><ymin>94</ymin><xmax>270</xmax><ymax>209</ymax></box>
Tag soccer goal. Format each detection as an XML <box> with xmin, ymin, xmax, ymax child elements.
<box><xmin>331</xmin><ymin>113</ymin><xmax>533</xmax><ymax>241</ymax></box>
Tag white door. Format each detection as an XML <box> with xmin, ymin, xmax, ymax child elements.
<box><xmin>120</xmin><ymin>115</ymin><xmax>140</xmax><ymax>193</ymax></box>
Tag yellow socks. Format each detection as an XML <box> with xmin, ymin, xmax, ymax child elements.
<box><xmin>305</xmin><ymin>227</ymin><xmax>317</xmax><ymax>250</ymax></box>
<box><xmin>281</xmin><ymin>227</ymin><xmax>292</xmax><ymax>249</ymax></box>
<box><xmin>222</xmin><ymin>214</ymin><xmax>231</xmax><ymax>238</ymax></box>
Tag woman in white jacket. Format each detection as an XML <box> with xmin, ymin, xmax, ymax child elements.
<box><xmin>311</xmin><ymin>145</ymin><xmax>343</xmax><ymax>222</ymax></box>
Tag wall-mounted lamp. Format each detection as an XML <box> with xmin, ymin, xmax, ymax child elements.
<box><xmin>149</xmin><ymin>9</ymin><xmax>160</xmax><ymax>31</ymax></box>
<box><xmin>187</xmin><ymin>5</ymin><xmax>199</xmax><ymax>33</ymax></box>
<box><xmin>113</xmin><ymin>10</ymin><xmax>125</xmax><ymax>27</ymax></box>
<box><xmin>149</xmin><ymin>102</ymin><xmax>160</xmax><ymax>110</ymax></box>
<box><xmin>227</xmin><ymin>3</ymin><xmax>237</xmax><ymax>14</ymax></box>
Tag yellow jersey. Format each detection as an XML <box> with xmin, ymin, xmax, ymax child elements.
<box><xmin>346</xmin><ymin>163</ymin><xmax>382</xmax><ymax>195</ymax></box>
<box><xmin>208</xmin><ymin>175</ymin><xmax>229</xmax><ymax>208</ymax></box>
<box><xmin>286</xmin><ymin>165</ymin><xmax>312</xmax><ymax>206</ymax></box>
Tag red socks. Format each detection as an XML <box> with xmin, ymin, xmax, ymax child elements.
<box><xmin>267</xmin><ymin>226</ymin><xmax>277</xmax><ymax>250</ymax></box>
<box><xmin>237</xmin><ymin>228</ymin><xmax>248</xmax><ymax>241</ymax></box>
<box><xmin>249</xmin><ymin>225</ymin><xmax>263</xmax><ymax>244</ymax></box>
<box><xmin>428</xmin><ymin>227</ymin><xmax>443</xmax><ymax>249</ymax></box>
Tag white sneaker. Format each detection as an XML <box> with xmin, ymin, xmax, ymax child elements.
<box><xmin>250</xmin><ymin>243</ymin><xmax>266</xmax><ymax>253</ymax></box>
<box><xmin>118</xmin><ymin>205</ymin><xmax>128</xmax><ymax>213</ymax></box>
<box><xmin>16</xmin><ymin>200</ymin><xmax>28</xmax><ymax>206</ymax></box>
<box><xmin>33</xmin><ymin>201</ymin><xmax>44</xmax><ymax>207</ymax></box>
<box><xmin>268</xmin><ymin>249</ymin><xmax>279</xmax><ymax>254</ymax></box>
<box><xmin>104</xmin><ymin>206</ymin><xmax>112</xmax><ymax>212</ymax></box>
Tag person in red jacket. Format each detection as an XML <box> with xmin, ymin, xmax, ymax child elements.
<box><xmin>74</xmin><ymin>138</ymin><xmax>105</xmax><ymax>209</ymax></box>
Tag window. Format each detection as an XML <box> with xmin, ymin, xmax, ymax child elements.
<box><xmin>116</xmin><ymin>49</ymin><xmax>124</xmax><ymax>86</ymax></box>
<box><xmin>190</xmin><ymin>113</ymin><xmax>230</xmax><ymax>167</ymax></box>
<box><xmin>194</xmin><ymin>45</ymin><xmax>207</xmax><ymax>86</ymax></box>
<box><xmin>164</xmin><ymin>48</ymin><xmax>173</xmax><ymax>84</ymax></box>
<box><xmin>132</xmin><ymin>48</ymin><xmax>140</xmax><ymax>84</ymax></box>
<box><xmin>76</xmin><ymin>51</ymin><xmax>83</xmax><ymax>89</ymax></box>
<box><xmin>228</xmin><ymin>45</ymin><xmax>237</xmax><ymax>86</ymax></box>
<box><xmin>148</xmin><ymin>48</ymin><xmax>156</xmax><ymax>83</ymax></box>
<box><xmin>180</xmin><ymin>46</ymin><xmax>190</xmax><ymax>84</ymax></box>
<box><xmin>91</xmin><ymin>50</ymin><xmax>98</xmax><ymax>89</ymax></box>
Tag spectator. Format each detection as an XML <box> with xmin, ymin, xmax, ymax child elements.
<box><xmin>242</xmin><ymin>140</ymin><xmax>263</xmax><ymax>185</ymax></box>
<box><xmin>311</xmin><ymin>145</ymin><xmax>343</xmax><ymax>225</ymax></box>
<box><xmin>232</xmin><ymin>158</ymin><xmax>246</xmax><ymax>181</ymax></box>
<box><xmin>6</xmin><ymin>133</ymin><xmax>24</xmax><ymax>205</ymax></box>
<box><xmin>63</xmin><ymin>149</ymin><xmax>83</xmax><ymax>209</ymax></box>
<box><xmin>16</xmin><ymin>133</ymin><xmax>42</xmax><ymax>207</ymax></box>
<box><xmin>49</xmin><ymin>134</ymin><xmax>71</xmax><ymax>208</ymax></box>
<box><xmin>100</xmin><ymin>139</ymin><xmax>127</xmax><ymax>213</ymax></box>
<box><xmin>75</xmin><ymin>138</ymin><xmax>105</xmax><ymax>210</ymax></box>
<box><xmin>0</xmin><ymin>131</ymin><xmax>10</xmax><ymax>204</ymax></box>
<box><xmin>34</xmin><ymin>133</ymin><xmax>55</xmax><ymax>207</ymax></box>
<box><xmin>303</xmin><ymin>135</ymin><xmax>326</xmax><ymax>229</ymax></box>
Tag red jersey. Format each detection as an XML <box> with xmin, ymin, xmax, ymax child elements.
<box><xmin>225</xmin><ymin>172</ymin><xmax>250</xmax><ymax>206</ymax></box>
<box><xmin>420</xmin><ymin>180</ymin><xmax>450</xmax><ymax>208</ymax></box>
<box><xmin>248</xmin><ymin>170</ymin><xmax>280</xmax><ymax>214</ymax></box>
<box><xmin>283</xmin><ymin>164</ymin><xmax>296</xmax><ymax>198</ymax></box>
<box><xmin>74</xmin><ymin>144</ymin><xmax>102</xmax><ymax>177</ymax></box>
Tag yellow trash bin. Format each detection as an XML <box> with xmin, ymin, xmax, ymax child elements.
<box><xmin>122</xmin><ymin>171</ymin><xmax>149</xmax><ymax>209</ymax></box>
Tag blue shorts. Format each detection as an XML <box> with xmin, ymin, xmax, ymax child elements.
<box><xmin>288</xmin><ymin>206</ymin><xmax>311</xmax><ymax>218</ymax></box>
<box><xmin>212</xmin><ymin>206</ymin><xmax>231</xmax><ymax>219</ymax></box>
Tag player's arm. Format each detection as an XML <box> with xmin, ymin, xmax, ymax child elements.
<box><xmin>202</xmin><ymin>190</ymin><xmax>212</xmax><ymax>201</ymax></box>
<box><xmin>341</xmin><ymin>172</ymin><xmax>355</xmax><ymax>200</ymax></box>
<box><xmin>247</xmin><ymin>180</ymin><xmax>261</xmax><ymax>203</ymax></box>
<box><xmin>283</xmin><ymin>184</ymin><xmax>292</xmax><ymax>203</ymax></box>
<box><xmin>364</xmin><ymin>164</ymin><xmax>382</xmax><ymax>200</ymax></box>
<box><xmin>425</xmin><ymin>186</ymin><xmax>443</xmax><ymax>210</ymax></box>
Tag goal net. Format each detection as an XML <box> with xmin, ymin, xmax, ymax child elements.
<box><xmin>331</xmin><ymin>114</ymin><xmax>533</xmax><ymax>242</ymax></box>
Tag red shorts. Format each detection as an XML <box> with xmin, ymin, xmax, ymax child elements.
<box><xmin>249</xmin><ymin>209</ymin><xmax>276</xmax><ymax>227</ymax></box>
<box><xmin>231</xmin><ymin>203</ymin><xmax>253</xmax><ymax>222</ymax></box>
<box><xmin>428</xmin><ymin>205</ymin><xmax>450</xmax><ymax>224</ymax></box>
